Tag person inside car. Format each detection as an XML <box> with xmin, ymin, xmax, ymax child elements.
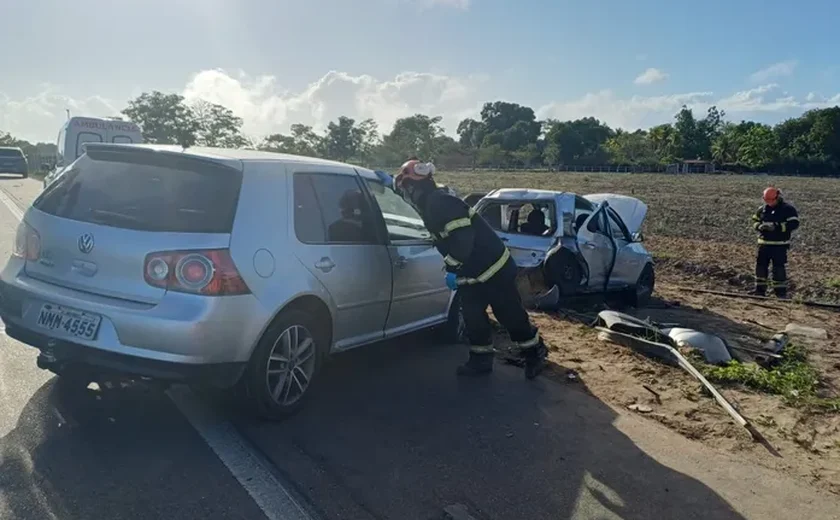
<box><xmin>520</xmin><ymin>208</ymin><xmax>549</xmax><ymax>236</ymax></box>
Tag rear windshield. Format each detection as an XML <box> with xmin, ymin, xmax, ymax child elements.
<box><xmin>33</xmin><ymin>150</ymin><xmax>243</xmax><ymax>233</ymax></box>
<box><xmin>0</xmin><ymin>149</ymin><xmax>24</xmax><ymax>158</ymax></box>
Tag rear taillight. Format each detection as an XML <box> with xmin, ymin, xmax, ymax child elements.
<box><xmin>143</xmin><ymin>249</ymin><xmax>250</xmax><ymax>296</ymax></box>
<box><xmin>13</xmin><ymin>221</ymin><xmax>40</xmax><ymax>261</ymax></box>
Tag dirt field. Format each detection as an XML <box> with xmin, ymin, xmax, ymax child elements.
<box><xmin>438</xmin><ymin>171</ymin><xmax>840</xmax><ymax>496</ymax></box>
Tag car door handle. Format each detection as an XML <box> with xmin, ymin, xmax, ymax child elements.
<box><xmin>582</xmin><ymin>241</ymin><xmax>597</xmax><ymax>249</ymax></box>
<box><xmin>395</xmin><ymin>256</ymin><xmax>407</xmax><ymax>269</ymax></box>
<box><xmin>314</xmin><ymin>257</ymin><xmax>335</xmax><ymax>273</ymax></box>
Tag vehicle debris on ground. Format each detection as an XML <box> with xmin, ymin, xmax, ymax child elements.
<box><xmin>592</xmin><ymin>310</ymin><xmax>779</xmax><ymax>450</ymax></box>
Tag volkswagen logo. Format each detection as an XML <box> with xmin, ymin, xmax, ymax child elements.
<box><xmin>78</xmin><ymin>233</ymin><xmax>95</xmax><ymax>254</ymax></box>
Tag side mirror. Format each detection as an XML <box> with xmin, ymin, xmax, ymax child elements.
<box><xmin>631</xmin><ymin>232</ymin><xmax>644</xmax><ymax>242</ymax></box>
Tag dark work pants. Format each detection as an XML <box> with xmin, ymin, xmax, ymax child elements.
<box><xmin>755</xmin><ymin>245</ymin><xmax>788</xmax><ymax>297</ymax></box>
<box><xmin>459</xmin><ymin>257</ymin><xmax>539</xmax><ymax>353</ymax></box>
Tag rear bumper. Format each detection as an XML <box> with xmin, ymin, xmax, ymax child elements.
<box><xmin>3</xmin><ymin>320</ymin><xmax>245</xmax><ymax>386</ymax></box>
<box><xmin>0</xmin><ymin>262</ymin><xmax>272</xmax><ymax>367</ymax></box>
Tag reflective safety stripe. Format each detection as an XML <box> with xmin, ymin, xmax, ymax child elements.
<box><xmin>469</xmin><ymin>344</ymin><xmax>494</xmax><ymax>354</ymax></box>
<box><xmin>780</xmin><ymin>222</ymin><xmax>787</xmax><ymax>233</ymax></box>
<box><xmin>516</xmin><ymin>333</ymin><xmax>541</xmax><ymax>349</ymax></box>
<box><xmin>786</xmin><ymin>216</ymin><xmax>799</xmax><ymax>222</ymax></box>
<box><xmin>758</xmin><ymin>239</ymin><xmax>790</xmax><ymax>245</ymax></box>
<box><xmin>751</xmin><ymin>215</ymin><xmax>761</xmax><ymax>221</ymax></box>
<box><xmin>438</xmin><ymin>208</ymin><xmax>477</xmax><ymax>238</ymax></box>
<box><xmin>443</xmin><ymin>217</ymin><xmax>472</xmax><ymax>234</ymax></box>
<box><xmin>443</xmin><ymin>254</ymin><xmax>462</xmax><ymax>267</ymax></box>
<box><xmin>753</xmin><ymin>222</ymin><xmax>762</xmax><ymax>230</ymax></box>
<box><xmin>456</xmin><ymin>248</ymin><xmax>511</xmax><ymax>286</ymax></box>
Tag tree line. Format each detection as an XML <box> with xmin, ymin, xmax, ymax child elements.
<box><xmin>3</xmin><ymin>90</ymin><xmax>840</xmax><ymax>176</ymax></box>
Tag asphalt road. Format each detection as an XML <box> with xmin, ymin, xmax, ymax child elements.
<box><xmin>0</xmin><ymin>174</ymin><xmax>838</xmax><ymax>520</ymax></box>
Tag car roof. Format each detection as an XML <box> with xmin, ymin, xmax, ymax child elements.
<box><xmin>484</xmin><ymin>188</ymin><xmax>568</xmax><ymax>201</ymax></box>
<box><xmin>83</xmin><ymin>143</ymin><xmax>358</xmax><ymax>171</ymax></box>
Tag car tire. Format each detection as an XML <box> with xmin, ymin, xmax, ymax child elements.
<box><xmin>626</xmin><ymin>263</ymin><xmax>655</xmax><ymax>308</ymax></box>
<box><xmin>544</xmin><ymin>249</ymin><xmax>583</xmax><ymax>296</ymax></box>
<box><xmin>435</xmin><ymin>292</ymin><xmax>467</xmax><ymax>344</ymax></box>
<box><xmin>243</xmin><ymin>309</ymin><xmax>325</xmax><ymax>421</ymax></box>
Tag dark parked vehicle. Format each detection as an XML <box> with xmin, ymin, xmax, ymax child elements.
<box><xmin>0</xmin><ymin>147</ymin><xmax>28</xmax><ymax>178</ymax></box>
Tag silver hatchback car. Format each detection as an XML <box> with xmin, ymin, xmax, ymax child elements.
<box><xmin>0</xmin><ymin>143</ymin><xmax>462</xmax><ymax>418</ymax></box>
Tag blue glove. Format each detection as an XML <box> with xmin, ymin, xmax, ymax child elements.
<box><xmin>374</xmin><ymin>170</ymin><xmax>393</xmax><ymax>188</ymax></box>
<box><xmin>445</xmin><ymin>272</ymin><xmax>458</xmax><ymax>291</ymax></box>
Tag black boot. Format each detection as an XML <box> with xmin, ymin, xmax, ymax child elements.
<box><xmin>523</xmin><ymin>341</ymin><xmax>548</xmax><ymax>380</ymax></box>
<box><xmin>456</xmin><ymin>351</ymin><xmax>494</xmax><ymax>376</ymax></box>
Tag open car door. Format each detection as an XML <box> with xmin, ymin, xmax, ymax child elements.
<box><xmin>576</xmin><ymin>203</ymin><xmax>616</xmax><ymax>291</ymax></box>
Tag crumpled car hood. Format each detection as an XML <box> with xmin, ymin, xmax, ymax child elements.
<box><xmin>583</xmin><ymin>193</ymin><xmax>648</xmax><ymax>235</ymax></box>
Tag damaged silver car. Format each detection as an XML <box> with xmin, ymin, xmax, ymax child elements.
<box><xmin>470</xmin><ymin>189</ymin><xmax>655</xmax><ymax>308</ymax></box>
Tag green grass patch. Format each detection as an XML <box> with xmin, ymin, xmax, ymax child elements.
<box><xmin>693</xmin><ymin>344</ymin><xmax>840</xmax><ymax>412</ymax></box>
<box><xmin>826</xmin><ymin>277</ymin><xmax>840</xmax><ymax>289</ymax></box>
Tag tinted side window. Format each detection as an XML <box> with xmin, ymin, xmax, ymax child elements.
<box><xmin>293</xmin><ymin>174</ymin><xmax>326</xmax><ymax>243</ymax></box>
<box><xmin>294</xmin><ymin>173</ymin><xmax>378</xmax><ymax>245</ymax></box>
<box><xmin>364</xmin><ymin>179</ymin><xmax>430</xmax><ymax>241</ymax></box>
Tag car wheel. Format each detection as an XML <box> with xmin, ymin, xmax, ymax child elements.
<box><xmin>243</xmin><ymin>309</ymin><xmax>324</xmax><ymax>421</ymax></box>
<box><xmin>627</xmin><ymin>263</ymin><xmax>655</xmax><ymax>307</ymax></box>
<box><xmin>544</xmin><ymin>249</ymin><xmax>582</xmax><ymax>296</ymax></box>
<box><xmin>435</xmin><ymin>292</ymin><xmax>467</xmax><ymax>344</ymax></box>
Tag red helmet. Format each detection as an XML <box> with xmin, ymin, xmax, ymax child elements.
<box><xmin>394</xmin><ymin>159</ymin><xmax>435</xmax><ymax>190</ymax></box>
<box><xmin>763</xmin><ymin>186</ymin><xmax>781</xmax><ymax>205</ymax></box>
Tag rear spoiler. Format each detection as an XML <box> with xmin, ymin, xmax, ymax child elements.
<box><xmin>82</xmin><ymin>143</ymin><xmax>244</xmax><ymax>173</ymax></box>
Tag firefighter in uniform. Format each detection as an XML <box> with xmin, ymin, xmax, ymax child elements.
<box><xmin>750</xmin><ymin>187</ymin><xmax>800</xmax><ymax>298</ymax></box>
<box><xmin>393</xmin><ymin>159</ymin><xmax>548</xmax><ymax>379</ymax></box>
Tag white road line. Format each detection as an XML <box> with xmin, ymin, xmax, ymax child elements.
<box><xmin>0</xmin><ymin>185</ymin><xmax>313</xmax><ymax>520</ymax></box>
<box><xmin>0</xmin><ymin>188</ymin><xmax>24</xmax><ymax>222</ymax></box>
<box><xmin>168</xmin><ymin>386</ymin><xmax>313</xmax><ymax>520</ymax></box>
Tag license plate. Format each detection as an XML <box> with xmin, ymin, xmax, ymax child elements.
<box><xmin>36</xmin><ymin>303</ymin><xmax>102</xmax><ymax>340</ymax></box>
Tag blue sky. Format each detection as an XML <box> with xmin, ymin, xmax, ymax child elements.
<box><xmin>2</xmin><ymin>0</ymin><xmax>838</xmax><ymax>143</ymax></box>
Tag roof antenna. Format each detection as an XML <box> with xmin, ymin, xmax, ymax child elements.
<box><xmin>65</xmin><ymin>109</ymin><xmax>70</xmax><ymax>120</ymax></box>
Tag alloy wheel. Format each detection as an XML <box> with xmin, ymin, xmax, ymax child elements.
<box><xmin>264</xmin><ymin>325</ymin><xmax>317</xmax><ymax>407</ymax></box>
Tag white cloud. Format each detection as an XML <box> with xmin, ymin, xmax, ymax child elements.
<box><xmin>538</xmin><ymin>83</ymin><xmax>840</xmax><ymax>131</ymax></box>
<box><xmin>3</xmin><ymin>69</ymin><xmax>840</xmax><ymax>144</ymax></box>
<box><xmin>181</xmin><ymin>69</ymin><xmax>486</xmax><ymax>139</ymax></box>
<box><xmin>538</xmin><ymin>90</ymin><xmax>713</xmax><ymax>129</ymax></box>
<box><xmin>0</xmin><ymin>87</ymin><xmax>119</xmax><ymax>143</ymax></box>
<box><xmin>749</xmin><ymin>60</ymin><xmax>797</xmax><ymax>83</ymax></box>
<box><xmin>634</xmin><ymin>68</ymin><xmax>668</xmax><ymax>85</ymax></box>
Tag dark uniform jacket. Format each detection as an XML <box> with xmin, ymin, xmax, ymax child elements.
<box><xmin>420</xmin><ymin>188</ymin><xmax>511</xmax><ymax>285</ymax></box>
<box><xmin>751</xmin><ymin>200</ymin><xmax>800</xmax><ymax>246</ymax></box>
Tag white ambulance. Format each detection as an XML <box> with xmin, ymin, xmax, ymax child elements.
<box><xmin>43</xmin><ymin>116</ymin><xmax>144</xmax><ymax>188</ymax></box>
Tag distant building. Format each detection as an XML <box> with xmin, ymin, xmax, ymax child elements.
<box><xmin>666</xmin><ymin>160</ymin><xmax>716</xmax><ymax>174</ymax></box>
